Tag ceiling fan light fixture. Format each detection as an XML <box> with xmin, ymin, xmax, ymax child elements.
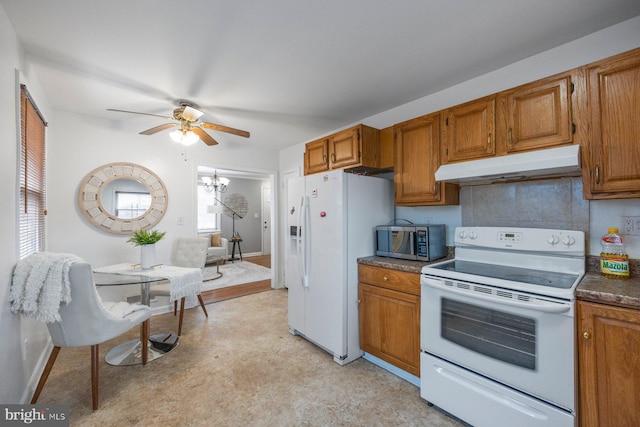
<box><xmin>170</xmin><ymin>129</ymin><xmax>199</xmax><ymax>146</ymax></box>
<box><xmin>107</xmin><ymin>104</ymin><xmax>249</xmax><ymax>147</ymax></box>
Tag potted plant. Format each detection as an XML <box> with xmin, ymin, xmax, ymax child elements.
<box><xmin>128</xmin><ymin>229</ymin><xmax>166</xmax><ymax>269</ymax></box>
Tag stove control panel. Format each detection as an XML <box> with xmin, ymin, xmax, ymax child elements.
<box><xmin>455</xmin><ymin>226</ymin><xmax>585</xmax><ymax>254</ymax></box>
<box><xmin>496</xmin><ymin>231</ymin><xmax>522</xmax><ymax>243</ymax></box>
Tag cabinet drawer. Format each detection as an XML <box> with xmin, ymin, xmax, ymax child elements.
<box><xmin>358</xmin><ymin>264</ymin><xmax>420</xmax><ymax>295</ymax></box>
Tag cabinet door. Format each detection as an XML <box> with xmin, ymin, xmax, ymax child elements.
<box><xmin>304</xmin><ymin>138</ymin><xmax>329</xmax><ymax>175</ymax></box>
<box><xmin>584</xmin><ymin>49</ymin><xmax>640</xmax><ymax>198</ymax></box>
<box><xmin>359</xmin><ymin>283</ymin><xmax>420</xmax><ymax>376</ymax></box>
<box><xmin>330</xmin><ymin>127</ymin><xmax>360</xmax><ymax>169</ymax></box>
<box><xmin>578</xmin><ymin>301</ymin><xmax>640</xmax><ymax>427</ymax></box>
<box><xmin>443</xmin><ymin>95</ymin><xmax>496</xmax><ymax>162</ymax></box>
<box><xmin>379</xmin><ymin>126</ymin><xmax>394</xmax><ymax>169</ymax></box>
<box><xmin>394</xmin><ymin>113</ymin><xmax>443</xmax><ymax>205</ymax></box>
<box><xmin>500</xmin><ymin>74</ymin><xmax>574</xmax><ymax>153</ymax></box>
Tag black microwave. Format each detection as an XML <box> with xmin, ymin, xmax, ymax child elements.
<box><xmin>375</xmin><ymin>224</ymin><xmax>446</xmax><ymax>262</ymax></box>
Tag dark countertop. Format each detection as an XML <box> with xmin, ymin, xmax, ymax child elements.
<box><xmin>359</xmin><ymin>254</ymin><xmax>640</xmax><ymax>310</ymax></box>
<box><xmin>576</xmin><ymin>272</ymin><xmax>640</xmax><ymax>309</ymax></box>
<box><xmin>357</xmin><ymin>254</ymin><xmax>453</xmax><ymax>275</ymax></box>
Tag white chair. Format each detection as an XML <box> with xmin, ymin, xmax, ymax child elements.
<box><xmin>31</xmin><ymin>262</ymin><xmax>152</xmax><ymax>410</ymax></box>
<box><xmin>150</xmin><ymin>237</ymin><xmax>209</xmax><ymax>335</ymax></box>
<box><xmin>202</xmin><ymin>233</ymin><xmax>229</xmax><ymax>264</ymax></box>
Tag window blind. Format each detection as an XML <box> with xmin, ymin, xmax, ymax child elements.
<box><xmin>19</xmin><ymin>85</ymin><xmax>47</xmax><ymax>259</ymax></box>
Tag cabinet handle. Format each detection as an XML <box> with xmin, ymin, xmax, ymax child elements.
<box><xmin>508</xmin><ymin>128</ymin><xmax>513</xmax><ymax>146</ymax></box>
<box><xmin>330</xmin><ymin>153</ymin><xmax>335</xmax><ymax>164</ymax></box>
<box><xmin>432</xmin><ymin>182</ymin><xmax>439</xmax><ymax>195</ymax></box>
<box><xmin>595</xmin><ymin>165</ymin><xmax>600</xmax><ymax>184</ymax></box>
<box><xmin>383</xmin><ymin>276</ymin><xmax>388</xmax><ymax>281</ymax></box>
<box><xmin>583</xmin><ymin>331</ymin><xmax>591</xmax><ymax>339</ymax></box>
<box><xmin>487</xmin><ymin>132</ymin><xmax>492</xmax><ymax>149</ymax></box>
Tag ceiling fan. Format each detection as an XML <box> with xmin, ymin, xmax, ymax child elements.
<box><xmin>107</xmin><ymin>102</ymin><xmax>250</xmax><ymax>146</ymax></box>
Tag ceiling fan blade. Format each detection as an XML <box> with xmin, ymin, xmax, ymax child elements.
<box><xmin>181</xmin><ymin>105</ymin><xmax>204</xmax><ymax>122</ymax></box>
<box><xmin>107</xmin><ymin>108</ymin><xmax>174</xmax><ymax>120</ymax></box>
<box><xmin>139</xmin><ymin>123</ymin><xmax>178</xmax><ymax>135</ymax></box>
<box><xmin>201</xmin><ymin>122</ymin><xmax>250</xmax><ymax>138</ymax></box>
<box><xmin>192</xmin><ymin>128</ymin><xmax>218</xmax><ymax>146</ymax></box>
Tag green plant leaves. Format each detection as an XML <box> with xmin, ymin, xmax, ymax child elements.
<box><xmin>127</xmin><ymin>229</ymin><xmax>166</xmax><ymax>246</ymax></box>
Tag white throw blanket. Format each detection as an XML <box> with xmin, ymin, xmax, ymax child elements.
<box><xmin>93</xmin><ymin>263</ymin><xmax>203</xmax><ymax>304</ymax></box>
<box><xmin>10</xmin><ymin>252</ymin><xmax>83</xmax><ymax>323</ymax></box>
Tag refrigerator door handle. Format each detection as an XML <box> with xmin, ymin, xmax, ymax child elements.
<box><xmin>296</xmin><ymin>196</ymin><xmax>305</xmax><ymax>287</ymax></box>
<box><xmin>303</xmin><ymin>195</ymin><xmax>311</xmax><ymax>288</ymax></box>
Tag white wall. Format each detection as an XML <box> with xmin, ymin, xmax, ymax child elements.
<box><xmin>279</xmin><ymin>15</ymin><xmax>640</xmax><ymax>265</ymax></box>
<box><xmin>0</xmin><ymin>4</ymin><xmax>58</xmax><ymax>404</ymax></box>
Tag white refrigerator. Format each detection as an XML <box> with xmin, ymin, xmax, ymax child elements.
<box><xmin>286</xmin><ymin>169</ymin><xmax>393</xmax><ymax>365</ymax></box>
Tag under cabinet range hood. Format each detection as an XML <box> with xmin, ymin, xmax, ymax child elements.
<box><xmin>435</xmin><ymin>145</ymin><xmax>581</xmax><ymax>186</ymax></box>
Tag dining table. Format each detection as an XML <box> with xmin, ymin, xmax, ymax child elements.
<box><xmin>93</xmin><ymin>263</ymin><xmax>202</xmax><ymax>366</ymax></box>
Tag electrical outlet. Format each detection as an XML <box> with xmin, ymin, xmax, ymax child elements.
<box><xmin>621</xmin><ymin>216</ymin><xmax>640</xmax><ymax>236</ymax></box>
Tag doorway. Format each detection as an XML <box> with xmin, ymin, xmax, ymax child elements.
<box><xmin>197</xmin><ymin>165</ymin><xmax>277</xmax><ymax>286</ymax></box>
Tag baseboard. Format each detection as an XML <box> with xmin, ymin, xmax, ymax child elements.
<box><xmin>148</xmin><ymin>298</ymin><xmax>199</xmax><ymax>316</ymax></box>
<box><xmin>362</xmin><ymin>352</ymin><xmax>420</xmax><ymax>387</ymax></box>
<box><xmin>227</xmin><ymin>251</ymin><xmax>262</xmax><ymax>261</ymax></box>
<box><xmin>23</xmin><ymin>340</ymin><xmax>55</xmax><ymax>404</ymax></box>
<box><xmin>243</xmin><ymin>251</ymin><xmax>263</xmax><ymax>258</ymax></box>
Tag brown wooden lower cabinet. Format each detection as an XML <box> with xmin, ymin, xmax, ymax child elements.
<box><xmin>358</xmin><ymin>264</ymin><xmax>420</xmax><ymax>376</ymax></box>
<box><xmin>578</xmin><ymin>300</ymin><xmax>640</xmax><ymax>427</ymax></box>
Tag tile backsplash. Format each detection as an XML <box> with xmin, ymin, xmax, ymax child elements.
<box><xmin>395</xmin><ymin>176</ymin><xmax>639</xmax><ymax>257</ymax></box>
<box><xmin>460</xmin><ymin>177</ymin><xmax>589</xmax><ymax>238</ymax></box>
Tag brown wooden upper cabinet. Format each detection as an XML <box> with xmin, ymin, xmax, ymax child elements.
<box><xmin>378</xmin><ymin>126</ymin><xmax>394</xmax><ymax>169</ymax></box>
<box><xmin>442</xmin><ymin>95</ymin><xmax>496</xmax><ymax>163</ymax></box>
<box><xmin>394</xmin><ymin>113</ymin><xmax>459</xmax><ymax>206</ymax></box>
<box><xmin>304</xmin><ymin>137</ymin><xmax>330</xmax><ymax>175</ymax></box>
<box><xmin>497</xmin><ymin>72</ymin><xmax>575</xmax><ymax>154</ymax></box>
<box><xmin>582</xmin><ymin>48</ymin><xmax>640</xmax><ymax>199</ymax></box>
<box><xmin>303</xmin><ymin>124</ymin><xmax>381</xmax><ymax>175</ymax></box>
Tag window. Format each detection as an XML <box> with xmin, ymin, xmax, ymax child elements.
<box><xmin>115</xmin><ymin>191</ymin><xmax>151</xmax><ymax>218</ymax></box>
<box><xmin>197</xmin><ymin>186</ymin><xmax>220</xmax><ymax>231</ymax></box>
<box><xmin>19</xmin><ymin>85</ymin><xmax>47</xmax><ymax>259</ymax></box>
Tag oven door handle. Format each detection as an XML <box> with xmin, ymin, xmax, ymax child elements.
<box><xmin>422</xmin><ymin>277</ymin><xmax>571</xmax><ymax>313</ymax></box>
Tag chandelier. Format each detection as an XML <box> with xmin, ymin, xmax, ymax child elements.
<box><xmin>202</xmin><ymin>170</ymin><xmax>229</xmax><ymax>193</ymax></box>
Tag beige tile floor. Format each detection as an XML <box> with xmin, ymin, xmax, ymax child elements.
<box><xmin>34</xmin><ymin>289</ymin><xmax>464</xmax><ymax>426</ymax></box>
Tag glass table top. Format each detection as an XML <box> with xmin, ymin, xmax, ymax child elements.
<box><xmin>93</xmin><ymin>272</ymin><xmax>168</xmax><ymax>286</ymax></box>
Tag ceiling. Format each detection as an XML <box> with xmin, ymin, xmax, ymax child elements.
<box><xmin>3</xmin><ymin>1</ymin><xmax>640</xmax><ymax>151</ymax></box>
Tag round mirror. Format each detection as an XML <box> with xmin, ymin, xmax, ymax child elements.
<box><xmin>78</xmin><ymin>162</ymin><xmax>168</xmax><ymax>234</ymax></box>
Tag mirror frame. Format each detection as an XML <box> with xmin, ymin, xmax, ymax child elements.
<box><xmin>78</xmin><ymin>162</ymin><xmax>168</xmax><ymax>234</ymax></box>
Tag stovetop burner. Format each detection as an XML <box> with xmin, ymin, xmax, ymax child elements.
<box><xmin>421</xmin><ymin>226</ymin><xmax>586</xmax><ymax>300</ymax></box>
<box><xmin>431</xmin><ymin>259</ymin><xmax>579</xmax><ymax>289</ymax></box>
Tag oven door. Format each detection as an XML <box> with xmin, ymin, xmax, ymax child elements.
<box><xmin>421</xmin><ymin>275</ymin><xmax>575</xmax><ymax>412</ymax></box>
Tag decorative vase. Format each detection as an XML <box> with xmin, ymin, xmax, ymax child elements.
<box><xmin>140</xmin><ymin>243</ymin><xmax>156</xmax><ymax>270</ymax></box>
